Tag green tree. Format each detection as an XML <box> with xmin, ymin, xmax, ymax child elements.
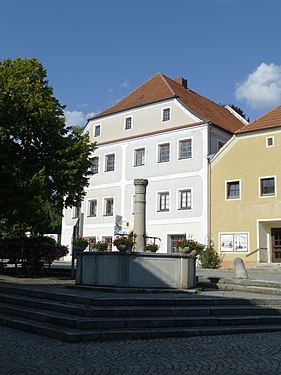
<box><xmin>0</xmin><ymin>57</ymin><xmax>95</xmax><ymax>235</ymax></box>
<box><xmin>228</xmin><ymin>104</ymin><xmax>250</xmax><ymax>122</ymax></box>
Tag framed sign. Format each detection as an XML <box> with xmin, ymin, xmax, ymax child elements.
<box><xmin>220</xmin><ymin>233</ymin><xmax>248</xmax><ymax>252</ymax></box>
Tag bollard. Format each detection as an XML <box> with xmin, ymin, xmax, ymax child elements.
<box><xmin>234</xmin><ymin>257</ymin><xmax>249</xmax><ymax>279</ymax></box>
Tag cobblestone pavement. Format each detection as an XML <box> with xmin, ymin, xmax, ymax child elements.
<box><xmin>1</xmin><ymin>326</ymin><xmax>281</xmax><ymax>375</ymax></box>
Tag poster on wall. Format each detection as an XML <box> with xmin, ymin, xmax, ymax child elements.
<box><xmin>220</xmin><ymin>233</ymin><xmax>248</xmax><ymax>252</ymax></box>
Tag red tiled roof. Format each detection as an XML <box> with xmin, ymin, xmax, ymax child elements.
<box><xmin>237</xmin><ymin>104</ymin><xmax>281</xmax><ymax>133</ymax></box>
<box><xmin>90</xmin><ymin>72</ymin><xmax>244</xmax><ymax>133</ymax></box>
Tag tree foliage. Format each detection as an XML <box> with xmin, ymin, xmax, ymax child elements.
<box><xmin>228</xmin><ymin>104</ymin><xmax>250</xmax><ymax>122</ymax></box>
<box><xmin>0</xmin><ymin>57</ymin><xmax>95</xmax><ymax>234</ymax></box>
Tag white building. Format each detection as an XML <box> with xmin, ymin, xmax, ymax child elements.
<box><xmin>61</xmin><ymin>73</ymin><xmax>245</xmax><ymax>257</ymax></box>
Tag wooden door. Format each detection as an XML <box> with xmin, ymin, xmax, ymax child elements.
<box><xmin>271</xmin><ymin>228</ymin><xmax>281</xmax><ymax>262</ymax></box>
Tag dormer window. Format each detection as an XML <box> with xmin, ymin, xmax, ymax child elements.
<box><xmin>125</xmin><ymin>116</ymin><xmax>132</xmax><ymax>130</ymax></box>
<box><xmin>162</xmin><ymin>108</ymin><xmax>171</xmax><ymax>122</ymax></box>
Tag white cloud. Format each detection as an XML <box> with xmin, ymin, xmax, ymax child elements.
<box><xmin>86</xmin><ymin>112</ymin><xmax>96</xmax><ymax>120</ymax></box>
<box><xmin>64</xmin><ymin>110</ymin><xmax>96</xmax><ymax>128</ymax></box>
<box><xmin>77</xmin><ymin>103</ymin><xmax>88</xmax><ymax>109</ymax></box>
<box><xmin>235</xmin><ymin>63</ymin><xmax>281</xmax><ymax>109</ymax></box>
<box><xmin>121</xmin><ymin>79</ymin><xmax>129</xmax><ymax>89</ymax></box>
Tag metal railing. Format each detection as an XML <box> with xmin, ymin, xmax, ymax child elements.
<box><xmin>246</xmin><ymin>248</ymin><xmax>267</xmax><ymax>257</ymax></box>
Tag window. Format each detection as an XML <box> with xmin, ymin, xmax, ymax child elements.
<box><xmin>105</xmin><ymin>154</ymin><xmax>115</xmax><ymax>172</ymax></box>
<box><xmin>260</xmin><ymin>177</ymin><xmax>275</xmax><ymax>196</ymax></box>
<box><xmin>73</xmin><ymin>205</ymin><xmax>81</xmax><ymax>218</ymax></box>
<box><xmin>125</xmin><ymin>116</ymin><xmax>132</xmax><ymax>130</ymax></box>
<box><xmin>134</xmin><ymin>148</ymin><xmax>145</xmax><ymax>166</ymax></box>
<box><xmin>102</xmin><ymin>236</ymin><xmax>112</xmax><ymax>251</ymax></box>
<box><xmin>158</xmin><ymin>143</ymin><xmax>170</xmax><ymax>163</ymax></box>
<box><xmin>266</xmin><ymin>137</ymin><xmax>274</xmax><ymax>147</ymax></box>
<box><xmin>218</xmin><ymin>140</ymin><xmax>225</xmax><ymax>150</ymax></box>
<box><xmin>104</xmin><ymin>198</ymin><xmax>114</xmax><ymax>216</ymax></box>
<box><xmin>90</xmin><ymin>157</ymin><xmax>99</xmax><ymax>174</ymax></box>
<box><xmin>94</xmin><ymin>125</ymin><xmax>101</xmax><ymax>137</ymax></box>
<box><xmin>226</xmin><ymin>181</ymin><xmax>240</xmax><ymax>199</ymax></box>
<box><xmin>179</xmin><ymin>189</ymin><xmax>192</xmax><ymax>210</ymax></box>
<box><xmin>179</xmin><ymin>139</ymin><xmax>192</xmax><ymax>159</ymax></box>
<box><xmin>162</xmin><ymin>108</ymin><xmax>170</xmax><ymax>122</ymax></box>
<box><xmin>88</xmin><ymin>199</ymin><xmax>97</xmax><ymax>217</ymax></box>
<box><xmin>88</xmin><ymin>237</ymin><xmax>97</xmax><ymax>250</ymax></box>
<box><xmin>158</xmin><ymin>192</ymin><xmax>169</xmax><ymax>211</ymax></box>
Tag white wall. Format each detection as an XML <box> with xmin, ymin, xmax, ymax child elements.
<box><xmin>61</xmin><ymin>100</ymin><xmax>225</xmax><ymax>258</ymax></box>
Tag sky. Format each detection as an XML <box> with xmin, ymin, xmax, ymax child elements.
<box><xmin>1</xmin><ymin>0</ymin><xmax>281</xmax><ymax>126</ymax></box>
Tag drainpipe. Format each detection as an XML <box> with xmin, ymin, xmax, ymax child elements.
<box><xmin>207</xmin><ymin>124</ymin><xmax>212</xmax><ymax>248</ymax></box>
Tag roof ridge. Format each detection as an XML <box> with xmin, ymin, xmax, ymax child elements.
<box><xmin>159</xmin><ymin>73</ymin><xmax>177</xmax><ymax>96</ymax></box>
<box><xmin>88</xmin><ymin>72</ymin><xmax>172</xmax><ymax>121</ymax></box>
<box><xmin>89</xmin><ymin>73</ymin><xmax>159</xmax><ymax>121</ymax></box>
<box><xmin>87</xmin><ymin>72</ymin><xmax>244</xmax><ymax>133</ymax></box>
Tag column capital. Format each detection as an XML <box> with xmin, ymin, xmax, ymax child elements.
<box><xmin>134</xmin><ymin>178</ymin><xmax>148</xmax><ymax>187</ymax></box>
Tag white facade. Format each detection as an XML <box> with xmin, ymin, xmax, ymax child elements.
<box><xmin>61</xmin><ymin>96</ymin><xmax>234</xmax><ymax>258</ymax></box>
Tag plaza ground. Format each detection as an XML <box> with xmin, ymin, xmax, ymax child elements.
<box><xmin>1</xmin><ymin>265</ymin><xmax>281</xmax><ymax>374</ymax></box>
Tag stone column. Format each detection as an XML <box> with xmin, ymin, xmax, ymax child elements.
<box><xmin>133</xmin><ymin>179</ymin><xmax>148</xmax><ymax>252</ymax></box>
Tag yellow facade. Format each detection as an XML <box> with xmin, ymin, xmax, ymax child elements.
<box><xmin>210</xmin><ymin>128</ymin><xmax>281</xmax><ymax>268</ymax></box>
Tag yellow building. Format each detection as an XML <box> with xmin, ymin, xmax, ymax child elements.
<box><xmin>210</xmin><ymin>105</ymin><xmax>281</xmax><ymax>268</ymax></box>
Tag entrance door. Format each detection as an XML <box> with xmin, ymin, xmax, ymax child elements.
<box><xmin>271</xmin><ymin>228</ymin><xmax>281</xmax><ymax>262</ymax></box>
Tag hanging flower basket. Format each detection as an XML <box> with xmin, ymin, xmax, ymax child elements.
<box><xmin>73</xmin><ymin>237</ymin><xmax>88</xmax><ymax>252</ymax></box>
<box><xmin>176</xmin><ymin>239</ymin><xmax>204</xmax><ymax>255</ymax></box>
<box><xmin>178</xmin><ymin>246</ymin><xmax>192</xmax><ymax>254</ymax></box>
<box><xmin>113</xmin><ymin>235</ymin><xmax>134</xmax><ymax>252</ymax></box>
<box><xmin>146</xmin><ymin>243</ymin><xmax>159</xmax><ymax>253</ymax></box>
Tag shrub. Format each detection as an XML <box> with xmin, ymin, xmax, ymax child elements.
<box><xmin>197</xmin><ymin>246</ymin><xmax>222</xmax><ymax>269</ymax></box>
<box><xmin>93</xmin><ymin>241</ymin><xmax>108</xmax><ymax>251</ymax></box>
<box><xmin>0</xmin><ymin>236</ymin><xmax>68</xmax><ymax>266</ymax></box>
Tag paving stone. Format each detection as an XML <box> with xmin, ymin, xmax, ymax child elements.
<box><xmin>2</xmin><ymin>326</ymin><xmax>281</xmax><ymax>374</ymax></box>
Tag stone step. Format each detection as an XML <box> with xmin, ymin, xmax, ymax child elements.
<box><xmin>197</xmin><ymin>276</ymin><xmax>281</xmax><ymax>297</ymax></box>
<box><xmin>0</xmin><ymin>284</ymin><xmax>254</xmax><ymax>307</ymax></box>
<box><xmin>2</xmin><ymin>282</ymin><xmax>281</xmax><ymax>342</ymax></box>
<box><xmin>2</xmin><ymin>312</ymin><xmax>281</xmax><ymax>342</ymax></box>
<box><xmin>1</xmin><ymin>301</ymin><xmax>281</xmax><ymax>330</ymax></box>
<box><xmin>1</xmin><ymin>291</ymin><xmax>280</xmax><ymax>318</ymax></box>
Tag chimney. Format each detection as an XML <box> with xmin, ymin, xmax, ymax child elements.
<box><xmin>175</xmin><ymin>77</ymin><xmax>188</xmax><ymax>89</ymax></box>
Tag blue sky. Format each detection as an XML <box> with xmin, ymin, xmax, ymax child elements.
<box><xmin>1</xmin><ymin>0</ymin><xmax>281</xmax><ymax>126</ymax></box>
